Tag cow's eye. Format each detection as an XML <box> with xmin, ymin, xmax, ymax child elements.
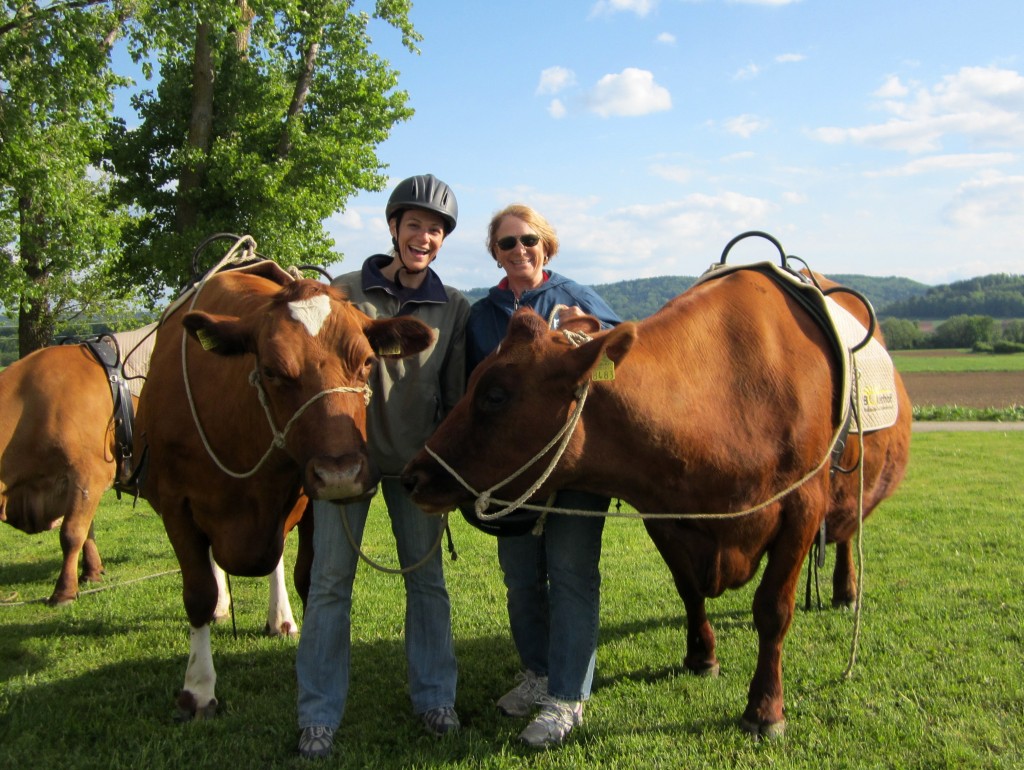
<box><xmin>262</xmin><ymin>365</ymin><xmax>278</xmax><ymax>382</ymax></box>
<box><xmin>478</xmin><ymin>385</ymin><xmax>509</xmax><ymax>412</ymax></box>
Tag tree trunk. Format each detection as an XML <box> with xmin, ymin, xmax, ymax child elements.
<box><xmin>16</xmin><ymin>195</ymin><xmax>55</xmax><ymax>357</ymax></box>
<box><xmin>176</xmin><ymin>22</ymin><xmax>215</xmax><ymax>234</ymax></box>
<box><xmin>276</xmin><ymin>34</ymin><xmax>320</xmax><ymax>159</ymax></box>
<box><xmin>236</xmin><ymin>0</ymin><xmax>254</xmax><ymax>56</ymax></box>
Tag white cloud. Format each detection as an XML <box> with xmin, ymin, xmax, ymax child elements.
<box><xmin>867</xmin><ymin>152</ymin><xmax>1017</xmax><ymax>177</ymax></box>
<box><xmin>536</xmin><ymin>66</ymin><xmax>577</xmax><ymax>96</ymax></box>
<box><xmin>874</xmin><ymin>74</ymin><xmax>910</xmax><ymax>99</ymax></box>
<box><xmin>782</xmin><ymin>191</ymin><xmax>808</xmax><ymax>204</ymax></box>
<box><xmin>724</xmin><ymin>114</ymin><xmax>769</xmax><ymax>138</ymax></box>
<box><xmin>943</xmin><ymin>171</ymin><xmax>1024</xmax><ymax>227</ymax></box>
<box><xmin>775</xmin><ymin>53</ymin><xmax>806</xmax><ymax>64</ymax></box>
<box><xmin>548</xmin><ymin>98</ymin><xmax>567</xmax><ymax>119</ymax></box>
<box><xmin>734</xmin><ymin>62</ymin><xmax>760</xmax><ymax>80</ymax></box>
<box><xmin>656</xmin><ymin>32</ymin><xmax>677</xmax><ymax>45</ymax></box>
<box><xmin>812</xmin><ymin>66</ymin><xmax>1024</xmax><ymax>154</ymax></box>
<box><xmin>587</xmin><ymin>68</ymin><xmax>672</xmax><ymax>117</ymax></box>
<box><xmin>590</xmin><ymin>0</ymin><xmax>657</xmax><ymax>18</ymax></box>
<box><xmin>649</xmin><ymin>163</ymin><xmax>692</xmax><ymax>183</ymax></box>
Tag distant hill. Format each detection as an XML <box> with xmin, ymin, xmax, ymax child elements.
<box><xmin>875</xmin><ymin>273</ymin><xmax>1024</xmax><ymax>319</ymax></box>
<box><xmin>463</xmin><ymin>273</ymin><xmax>935</xmax><ymax>322</ymax></box>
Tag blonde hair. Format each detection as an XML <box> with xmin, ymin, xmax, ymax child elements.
<box><xmin>485</xmin><ymin>204</ymin><xmax>559</xmax><ymax>264</ymax></box>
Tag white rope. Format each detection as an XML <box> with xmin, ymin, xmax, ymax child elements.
<box><xmin>176</xmin><ymin>235</ymin><xmax>371</xmax><ymax>479</ymax></box>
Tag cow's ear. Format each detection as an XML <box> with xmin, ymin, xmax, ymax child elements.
<box><xmin>560</xmin><ymin>315</ymin><xmax>603</xmax><ymax>336</ymax></box>
<box><xmin>182</xmin><ymin>311</ymin><xmax>252</xmax><ymax>356</ymax></box>
<box><xmin>365</xmin><ymin>317</ymin><xmax>435</xmax><ymax>358</ymax></box>
<box><xmin>567</xmin><ymin>322</ymin><xmax>637</xmax><ymax>383</ymax></box>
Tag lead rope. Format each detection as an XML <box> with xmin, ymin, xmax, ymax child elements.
<box><xmin>843</xmin><ymin>366</ymin><xmax>868</xmax><ymax>678</ymax></box>
<box><xmin>337</xmin><ymin>497</ymin><xmax>451</xmax><ymax>575</ymax></box>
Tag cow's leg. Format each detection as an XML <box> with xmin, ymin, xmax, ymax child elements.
<box><xmin>49</xmin><ymin>484</ymin><xmax>103</xmax><ymax>606</ymax></box>
<box><xmin>831</xmin><ymin>538</ymin><xmax>857</xmax><ymax>609</ymax></box>
<box><xmin>265</xmin><ymin>553</ymin><xmax>298</xmax><ymax>637</ymax></box>
<box><xmin>293</xmin><ymin>507</ymin><xmax>314</xmax><ymax>610</ymax></box>
<box><xmin>79</xmin><ymin>522</ymin><xmax>105</xmax><ymax>584</ymax></box>
<box><xmin>643</xmin><ymin>521</ymin><xmax>719</xmax><ymax>676</ymax></box>
<box><xmin>211</xmin><ymin>555</ymin><xmax>231</xmax><ymax>623</ymax></box>
<box><xmin>176</xmin><ymin>624</ymin><xmax>218</xmax><ymax>721</ymax></box>
<box><xmin>169</xmin><ymin>523</ymin><xmax>221</xmax><ymax>720</ymax></box>
<box><xmin>741</xmin><ymin>515</ymin><xmax>821</xmax><ymax>739</ymax></box>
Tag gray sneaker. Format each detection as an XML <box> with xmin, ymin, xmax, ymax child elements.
<box><xmin>518</xmin><ymin>696</ymin><xmax>583</xmax><ymax>748</ymax></box>
<box><xmin>422</xmin><ymin>705</ymin><xmax>461</xmax><ymax>736</ymax></box>
<box><xmin>298</xmin><ymin>725</ymin><xmax>334</xmax><ymax>759</ymax></box>
<box><xmin>496</xmin><ymin>670</ymin><xmax>548</xmax><ymax>717</ymax></box>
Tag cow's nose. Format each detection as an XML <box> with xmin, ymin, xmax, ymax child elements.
<box><xmin>399</xmin><ymin>468</ymin><xmax>421</xmax><ymax>497</ymax></box>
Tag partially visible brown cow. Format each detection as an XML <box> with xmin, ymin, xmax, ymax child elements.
<box><xmin>403</xmin><ymin>264</ymin><xmax>911</xmax><ymax>737</ymax></box>
<box><xmin>134</xmin><ymin>260</ymin><xmax>432</xmax><ymax>719</ymax></box>
<box><xmin>0</xmin><ymin>336</ymin><xmax>142</xmax><ymax>605</ymax></box>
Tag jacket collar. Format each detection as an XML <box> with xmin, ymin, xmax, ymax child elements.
<box><xmin>362</xmin><ymin>254</ymin><xmax>450</xmax><ymax>312</ymax></box>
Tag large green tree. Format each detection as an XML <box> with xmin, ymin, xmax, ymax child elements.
<box><xmin>0</xmin><ymin>1</ymin><xmax>135</xmax><ymax>356</ymax></box>
<box><xmin>106</xmin><ymin>0</ymin><xmax>419</xmax><ymax>301</ymax></box>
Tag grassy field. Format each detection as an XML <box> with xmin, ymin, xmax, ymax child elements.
<box><xmin>1</xmin><ymin>431</ymin><xmax>1022</xmax><ymax>769</ymax></box>
<box><xmin>891</xmin><ymin>349</ymin><xmax>1024</xmax><ymax>373</ymax></box>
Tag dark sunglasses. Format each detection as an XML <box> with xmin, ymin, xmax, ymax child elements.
<box><xmin>496</xmin><ymin>234</ymin><xmax>541</xmax><ymax>251</ymax></box>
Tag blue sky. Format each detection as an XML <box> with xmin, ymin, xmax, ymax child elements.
<box><xmin>321</xmin><ymin>0</ymin><xmax>1024</xmax><ymax>291</ymax></box>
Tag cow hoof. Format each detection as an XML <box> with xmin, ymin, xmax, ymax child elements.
<box><xmin>45</xmin><ymin>594</ymin><xmax>77</xmax><ymax>607</ymax></box>
<box><xmin>80</xmin><ymin>571</ymin><xmax>104</xmax><ymax>584</ymax></box>
<box><xmin>174</xmin><ymin>691</ymin><xmax>219</xmax><ymax>722</ymax></box>
<box><xmin>265</xmin><ymin>621</ymin><xmax>299</xmax><ymax>639</ymax></box>
<box><xmin>685</xmin><ymin>661</ymin><xmax>720</xmax><ymax>678</ymax></box>
<box><xmin>740</xmin><ymin>716</ymin><xmax>786</xmax><ymax>739</ymax></box>
<box><xmin>831</xmin><ymin>598</ymin><xmax>856</xmax><ymax>611</ymax></box>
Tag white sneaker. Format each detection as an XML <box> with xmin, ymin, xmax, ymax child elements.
<box><xmin>518</xmin><ymin>695</ymin><xmax>583</xmax><ymax>748</ymax></box>
<box><xmin>496</xmin><ymin>670</ymin><xmax>548</xmax><ymax>717</ymax></box>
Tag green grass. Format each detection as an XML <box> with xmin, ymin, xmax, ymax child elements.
<box><xmin>2</xmin><ymin>432</ymin><xmax>1023</xmax><ymax>768</ymax></box>
<box><xmin>892</xmin><ymin>350</ymin><xmax>1024</xmax><ymax>373</ymax></box>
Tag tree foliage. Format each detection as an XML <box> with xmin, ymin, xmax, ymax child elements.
<box><xmin>879</xmin><ymin>273</ymin><xmax>1024</xmax><ymax>319</ymax></box>
<box><xmin>105</xmin><ymin>0</ymin><xmax>419</xmax><ymax>302</ymax></box>
<box><xmin>0</xmin><ymin>1</ymin><xmax>136</xmax><ymax>355</ymax></box>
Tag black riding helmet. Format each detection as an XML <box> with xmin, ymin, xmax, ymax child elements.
<box><xmin>386</xmin><ymin>174</ymin><xmax>458</xmax><ymax>235</ymax></box>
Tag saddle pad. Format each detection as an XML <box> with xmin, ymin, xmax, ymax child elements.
<box><xmin>824</xmin><ymin>298</ymin><xmax>899</xmax><ymax>433</ymax></box>
<box><xmin>112</xmin><ymin>323</ymin><xmax>158</xmax><ymax>397</ymax></box>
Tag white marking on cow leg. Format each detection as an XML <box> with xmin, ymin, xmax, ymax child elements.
<box><xmin>183</xmin><ymin>624</ymin><xmax>217</xmax><ymax>715</ymax></box>
<box><xmin>265</xmin><ymin>554</ymin><xmax>298</xmax><ymax>638</ymax></box>
<box><xmin>211</xmin><ymin>553</ymin><xmax>231</xmax><ymax>622</ymax></box>
<box><xmin>288</xmin><ymin>294</ymin><xmax>332</xmax><ymax>337</ymax></box>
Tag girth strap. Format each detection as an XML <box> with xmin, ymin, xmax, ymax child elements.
<box><xmin>82</xmin><ymin>337</ymin><xmax>137</xmax><ymax>487</ymax></box>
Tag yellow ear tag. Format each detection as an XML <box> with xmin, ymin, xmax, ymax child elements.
<box><xmin>196</xmin><ymin>328</ymin><xmax>219</xmax><ymax>351</ymax></box>
<box><xmin>592</xmin><ymin>353</ymin><xmax>615</xmax><ymax>381</ymax></box>
<box><xmin>376</xmin><ymin>342</ymin><xmax>402</xmax><ymax>356</ymax></box>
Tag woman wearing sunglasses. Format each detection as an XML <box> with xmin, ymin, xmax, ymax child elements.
<box><xmin>465</xmin><ymin>203</ymin><xmax>620</xmax><ymax>748</ymax></box>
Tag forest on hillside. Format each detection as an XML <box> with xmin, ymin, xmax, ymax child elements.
<box><xmin>464</xmin><ymin>272</ymin><xmax>933</xmax><ymax>322</ymax></box>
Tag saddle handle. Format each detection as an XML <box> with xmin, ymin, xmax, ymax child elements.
<box><xmin>718</xmin><ymin>230</ymin><xmax>787</xmax><ymax>268</ymax></box>
<box><xmin>823</xmin><ymin>286</ymin><xmax>878</xmax><ymax>353</ymax></box>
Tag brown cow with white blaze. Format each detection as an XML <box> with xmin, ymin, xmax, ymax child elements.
<box><xmin>135</xmin><ymin>261</ymin><xmax>432</xmax><ymax>720</ymax></box>
<box><xmin>0</xmin><ymin>343</ymin><xmax>132</xmax><ymax>605</ymax></box>
<box><xmin>403</xmin><ymin>267</ymin><xmax>911</xmax><ymax>737</ymax></box>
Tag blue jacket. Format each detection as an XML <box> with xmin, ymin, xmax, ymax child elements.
<box><xmin>466</xmin><ymin>271</ymin><xmax>621</xmax><ymax>373</ymax></box>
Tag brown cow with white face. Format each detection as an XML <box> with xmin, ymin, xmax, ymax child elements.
<box><xmin>135</xmin><ymin>261</ymin><xmax>432</xmax><ymax>719</ymax></box>
<box><xmin>403</xmin><ymin>267</ymin><xmax>911</xmax><ymax>738</ymax></box>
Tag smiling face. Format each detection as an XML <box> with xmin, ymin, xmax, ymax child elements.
<box><xmin>495</xmin><ymin>215</ymin><xmax>548</xmax><ymax>295</ymax></box>
<box><xmin>389</xmin><ymin>207</ymin><xmax>447</xmax><ymax>274</ymax></box>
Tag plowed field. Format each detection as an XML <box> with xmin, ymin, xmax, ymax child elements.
<box><xmin>900</xmin><ymin>371</ymin><xmax>1023</xmax><ymax>408</ymax></box>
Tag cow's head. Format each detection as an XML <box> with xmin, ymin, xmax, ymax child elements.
<box><xmin>182</xmin><ymin>279</ymin><xmax>433</xmax><ymax>501</ymax></box>
<box><xmin>402</xmin><ymin>308</ymin><xmax>636</xmax><ymax>513</ymax></box>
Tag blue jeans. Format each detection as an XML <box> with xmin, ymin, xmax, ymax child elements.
<box><xmin>497</xmin><ymin>490</ymin><xmax>607</xmax><ymax>702</ymax></box>
<box><xmin>295</xmin><ymin>478</ymin><xmax>457</xmax><ymax>729</ymax></box>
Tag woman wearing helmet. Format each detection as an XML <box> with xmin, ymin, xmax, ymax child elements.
<box><xmin>296</xmin><ymin>175</ymin><xmax>469</xmax><ymax>759</ymax></box>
